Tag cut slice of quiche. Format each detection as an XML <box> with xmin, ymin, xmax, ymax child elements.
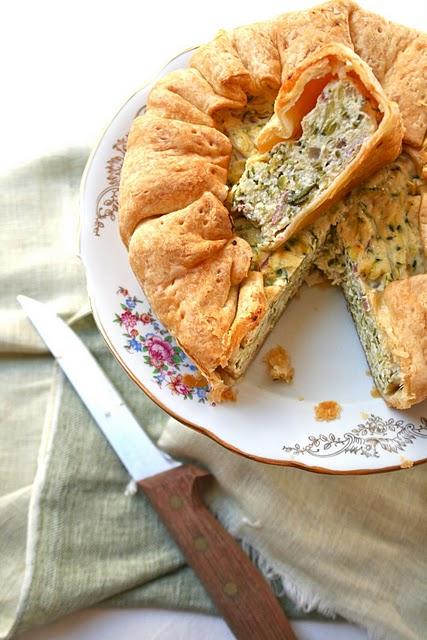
<box><xmin>316</xmin><ymin>154</ymin><xmax>427</xmax><ymax>409</ymax></box>
<box><xmin>226</xmin><ymin>213</ymin><xmax>335</xmax><ymax>378</ymax></box>
<box><xmin>232</xmin><ymin>44</ymin><xmax>402</xmax><ymax>250</ymax></box>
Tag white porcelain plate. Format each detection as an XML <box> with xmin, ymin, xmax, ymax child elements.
<box><xmin>80</xmin><ymin>48</ymin><xmax>427</xmax><ymax>475</ymax></box>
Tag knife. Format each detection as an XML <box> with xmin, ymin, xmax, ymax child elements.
<box><xmin>18</xmin><ymin>295</ymin><xmax>296</xmax><ymax>640</ymax></box>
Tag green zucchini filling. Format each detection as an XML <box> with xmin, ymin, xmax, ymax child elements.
<box><xmin>219</xmin><ymin>96</ymin><xmax>274</xmax><ymax>188</ymax></box>
<box><xmin>231</xmin><ymin>79</ymin><xmax>377</xmax><ymax>246</ymax></box>
<box><xmin>316</xmin><ymin>155</ymin><xmax>426</xmax><ymax>396</ymax></box>
<box><xmin>234</xmin><ymin>214</ymin><xmax>330</xmax><ymax>287</ymax></box>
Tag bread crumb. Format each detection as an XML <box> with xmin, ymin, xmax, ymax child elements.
<box><xmin>264</xmin><ymin>346</ymin><xmax>294</xmax><ymax>383</ymax></box>
<box><xmin>314</xmin><ymin>401</ymin><xmax>342</xmax><ymax>421</ymax></box>
<box><xmin>365</xmin><ymin>369</ymin><xmax>372</xmax><ymax>377</ymax></box>
<box><xmin>222</xmin><ymin>387</ymin><xmax>237</xmax><ymax>402</ymax></box>
<box><xmin>182</xmin><ymin>373</ymin><xmax>207</xmax><ymax>388</ymax></box>
<box><xmin>305</xmin><ymin>268</ymin><xmax>328</xmax><ymax>287</ymax></box>
<box><xmin>360</xmin><ymin>411</ymin><xmax>369</xmax><ymax>420</ymax></box>
<box><xmin>370</xmin><ymin>386</ymin><xmax>381</xmax><ymax>398</ymax></box>
<box><xmin>400</xmin><ymin>456</ymin><xmax>414</xmax><ymax>469</ymax></box>
<box><xmin>297</xmin><ymin>396</ymin><xmax>304</xmax><ymax>401</ymax></box>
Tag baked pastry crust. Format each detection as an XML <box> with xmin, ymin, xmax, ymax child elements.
<box><xmin>119</xmin><ymin>115</ymin><xmax>231</xmax><ymax>245</ymax></box>
<box><xmin>369</xmin><ymin>275</ymin><xmax>427</xmax><ymax>409</ymax></box>
<box><xmin>128</xmin><ymin>193</ymin><xmax>266</xmax><ymax>401</ymax></box>
<box><xmin>255</xmin><ymin>42</ymin><xmax>403</xmax><ymax>247</ymax></box>
<box><xmin>147</xmin><ymin>68</ymin><xmax>244</xmax><ymax>126</ymax></box>
<box><xmin>349</xmin><ymin>6</ymin><xmax>427</xmax><ymax>149</ymax></box>
<box><xmin>119</xmin><ymin>0</ymin><xmax>427</xmax><ymax>403</ymax></box>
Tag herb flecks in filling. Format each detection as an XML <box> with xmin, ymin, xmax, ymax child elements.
<box><xmin>219</xmin><ymin>96</ymin><xmax>274</xmax><ymax>189</ymax></box>
<box><xmin>234</xmin><ymin>214</ymin><xmax>332</xmax><ymax>288</ymax></box>
<box><xmin>316</xmin><ymin>155</ymin><xmax>426</xmax><ymax>397</ymax></box>
<box><xmin>232</xmin><ymin>79</ymin><xmax>377</xmax><ymax>246</ymax></box>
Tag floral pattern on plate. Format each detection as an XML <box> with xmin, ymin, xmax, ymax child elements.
<box><xmin>114</xmin><ymin>286</ymin><xmax>209</xmax><ymax>403</ymax></box>
<box><xmin>282</xmin><ymin>415</ymin><xmax>427</xmax><ymax>459</ymax></box>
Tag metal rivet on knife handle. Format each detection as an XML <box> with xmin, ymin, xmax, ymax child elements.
<box><xmin>194</xmin><ymin>536</ymin><xmax>209</xmax><ymax>551</ymax></box>
<box><xmin>18</xmin><ymin>296</ymin><xmax>296</xmax><ymax>640</ymax></box>
<box><xmin>224</xmin><ymin>581</ymin><xmax>238</xmax><ymax>597</ymax></box>
<box><xmin>169</xmin><ymin>495</ymin><xmax>183</xmax><ymax>510</ymax></box>
<box><xmin>140</xmin><ymin>464</ymin><xmax>297</xmax><ymax>640</ymax></box>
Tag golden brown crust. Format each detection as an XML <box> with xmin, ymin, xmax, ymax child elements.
<box><xmin>256</xmin><ymin>43</ymin><xmax>403</xmax><ymax>247</ymax></box>
<box><xmin>119</xmin><ymin>115</ymin><xmax>231</xmax><ymax>244</ymax></box>
<box><xmin>128</xmin><ymin>193</ymin><xmax>265</xmax><ymax>399</ymax></box>
<box><xmin>369</xmin><ymin>274</ymin><xmax>427</xmax><ymax>409</ymax></box>
<box><xmin>226</xmin><ymin>271</ymin><xmax>267</xmax><ymax>360</ymax></box>
<box><xmin>273</xmin><ymin>0</ymin><xmax>354</xmax><ymax>82</ymax></box>
<box><xmin>419</xmin><ymin>193</ymin><xmax>427</xmax><ymax>260</ymax></box>
<box><xmin>404</xmin><ymin>142</ymin><xmax>427</xmax><ymax>182</ymax></box>
<box><xmin>147</xmin><ymin>68</ymin><xmax>244</xmax><ymax>123</ymax></box>
<box><xmin>190</xmin><ymin>30</ymin><xmax>252</xmax><ymax>105</ymax></box>
<box><xmin>134</xmin><ymin>115</ymin><xmax>231</xmax><ymax>168</ymax></box>
<box><xmin>231</xmin><ymin>22</ymin><xmax>281</xmax><ymax>95</ymax></box>
<box><xmin>147</xmin><ymin>87</ymin><xmax>214</xmax><ymax>127</ymax></box>
<box><xmin>349</xmin><ymin>7</ymin><xmax>427</xmax><ymax>148</ymax></box>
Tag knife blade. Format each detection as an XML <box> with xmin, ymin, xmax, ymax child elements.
<box><xmin>18</xmin><ymin>295</ymin><xmax>296</xmax><ymax>640</ymax></box>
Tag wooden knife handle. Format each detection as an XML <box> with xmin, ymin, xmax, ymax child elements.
<box><xmin>139</xmin><ymin>463</ymin><xmax>296</xmax><ymax>640</ymax></box>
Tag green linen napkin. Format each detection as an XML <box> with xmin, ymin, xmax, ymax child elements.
<box><xmin>1</xmin><ymin>151</ymin><xmax>426</xmax><ymax>640</ymax></box>
<box><xmin>0</xmin><ymin>151</ymin><xmax>306</xmax><ymax>639</ymax></box>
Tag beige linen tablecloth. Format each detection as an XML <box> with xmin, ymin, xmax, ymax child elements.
<box><xmin>0</xmin><ymin>150</ymin><xmax>426</xmax><ymax>640</ymax></box>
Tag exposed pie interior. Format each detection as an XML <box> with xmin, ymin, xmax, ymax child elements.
<box><xmin>118</xmin><ymin>0</ymin><xmax>427</xmax><ymax>408</ymax></box>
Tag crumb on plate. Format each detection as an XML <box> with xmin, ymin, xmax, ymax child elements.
<box><xmin>182</xmin><ymin>373</ymin><xmax>208</xmax><ymax>388</ymax></box>
<box><xmin>222</xmin><ymin>386</ymin><xmax>237</xmax><ymax>402</ymax></box>
<box><xmin>360</xmin><ymin>411</ymin><xmax>369</xmax><ymax>420</ymax></box>
<box><xmin>365</xmin><ymin>369</ymin><xmax>372</xmax><ymax>377</ymax></box>
<box><xmin>400</xmin><ymin>456</ymin><xmax>414</xmax><ymax>469</ymax></box>
<box><xmin>315</xmin><ymin>400</ymin><xmax>342</xmax><ymax>421</ymax></box>
<box><xmin>264</xmin><ymin>346</ymin><xmax>294</xmax><ymax>383</ymax></box>
<box><xmin>297</xmin><ymin>395</ymin><xmax>304</xmax><ymax>401</ymax></box>
<box><xmin>370</xmin><ymin>386</ymin><xmax>381</xmax><ymax>398</ymax></box>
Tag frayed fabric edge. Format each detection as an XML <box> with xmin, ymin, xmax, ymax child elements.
<box><xmin>236</xmin><ymin>534</ymin><xmax>396</xmax><ymax>640</ymax></box>
<box><xmin>207</xmin><ymin>500</ymin><xmax>382</xmax><ymax>638</ymax></box>
<box><xmin>238</xmin><ymin>537</ymin><xmax>338</xmax><ymax>619</ymax></box>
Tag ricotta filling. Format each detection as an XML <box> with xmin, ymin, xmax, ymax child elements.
<box><xmin>342</xmin><ymin>267</ymin><xmax>402</xmax><ymax>395</ymax></box>
<box><xmin>232</xmin><ymin>79</ymin><xmax>377</xmax><ymax>246</ymax></box>
<box><xmin>220</xmin><ymin>97</ymin><xmax>274</xmax><ymax>188</ymax></box>
<box><xmin>317</xmin><ymin>155</ymin><xmax>426</xmax><ymax>397</ymax></box>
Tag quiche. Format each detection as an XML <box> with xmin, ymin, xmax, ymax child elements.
<box><xmin>316</xmin><ymin>154</ymin><xmax>427</xmax><ymax>409</ymax></box>
<box><xmin>119</xmin><ymin>0</ymin><xmax>427</xmax><ymax>406</ymax></box>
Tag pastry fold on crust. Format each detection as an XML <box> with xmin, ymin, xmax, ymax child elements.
<box><xmin>273</xmin><ymin>0</ymin><xmax>354</xmax><ymax>82</ymax></box>
<box><xmin>147</xmin><ymin>68</ymin><xmax>244</xmax><ymax>126</ymax></box>
<box><xmin>349</xmin><ymin>6</ymin><xmax>427</xmax><ymax>149</ymax></box>
<box><xmin>190</xmin><ymin>30</ymin><xmax>252</xmax><ymax>105</ymax></box>
<box><xmin>231</xmin><ymin>23</ymin><xmax>281</xmax><ymax>95</ymax></box>
<box><xmin>369</xmin><ymin>275</ymin><xmax>427</xmax><ymax>409</ymax></box>
<box><xmin>420</xmin><ymin>193</ymin><xmax>427</xmax><ymax>259</ymax></box>
<box><xmin>128</xmin><ymin>193</ymin><xmax>266</xmax><ymax>401</ymax></box>
<box><xmin>250</xmin><ymin>43</ymin><xmax>402</xmax><ymax>248</ymax></box>
<box><xmin>119</xmin><ymin>115</ymin><xmax>231</xmax><ymax>245</ymax></box>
